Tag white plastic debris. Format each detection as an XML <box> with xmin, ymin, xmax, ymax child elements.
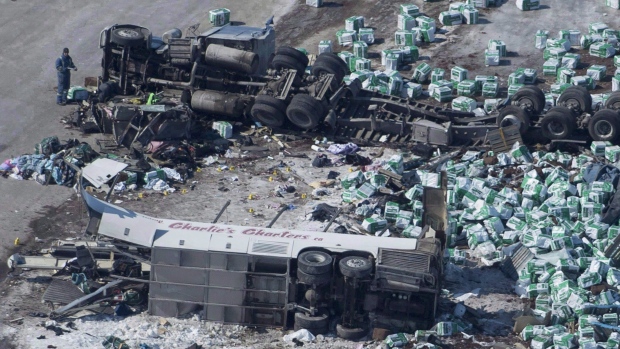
<box><xmin>283</xmin><ymin>329</ymin><xmax>316</xmax><ymax>342</ymax></box>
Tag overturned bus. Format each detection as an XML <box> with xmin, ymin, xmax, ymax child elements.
<box><xmin>79</xmin><ymin>181</ymin><xmax>445</xmax><ymax>339</ymax></box>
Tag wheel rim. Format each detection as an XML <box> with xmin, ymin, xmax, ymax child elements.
<box><xmin>562</xmin><ymin>98</ymin><xmax>582</xmax><ymax>112</ymax></box>
<box><xmin>305</xmin><ymin>254</ymin><xmax>326</xmax><ymax>264</ymax></box>
<box><xmin>516</xmin><ymin>97</ymin><xmax>534</xmax><ymax>110</ymax></box>
<box><xmin>345</xmin><ymin>258</ymin><xmax>366</xmax><ymax>268</ymax></box>
<box><xmin>546</xmin><ymin>120</ymin><xmax>566</xmax><ymax>136</ymax></box>
<box><xmin>117</xmin><ymin>29</ymin><xmax>141</xmax><ymax>38</ymax></box>
<box><xmin>611</xmin><ymin>102</ymin><xmax>620</xmax><ymax>110</ymax></box>
<box><xmin>595</xmin><ymin>120</ymin><xmax>614</xmax><ymax>138</ymax></box>
<box><xmin>500</xmin><ymin>115</ymin><xmax>521</xmax><ymax>128</ymax></box>
<box><xmin>290</xmin><ymin>110</ymin><xmax>311</xmax><ymax>128</ymax></box>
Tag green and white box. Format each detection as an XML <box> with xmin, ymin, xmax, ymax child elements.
<box><xmin>547</xmin><ymin>38</ymin><xmax>571</xmax><ymax>51</ymax></box>
<box><xmin>452</xmin><ymin>96</ymin><xmax>477</xmax><ymax>112</ymax></box>
<box><xmin>318</xmin><ymin>40</ymin><xmax>333</xmax><ymax>54</ymax></box>
<box><xmin>523</xmin><ymin>68</ymin><xmax>537</xmax><ymax>84</ymax></box>
<box><xmin>516</xmin><ymin>0</ymin><xmax>540</xmax><ymax>10</ymax></box>
<box><xmin>484</xmin><ymin>50</ymin><xmax>500</xmax><ymax>66</ymax></box>
<box><xmin>397</xmin><ymin>14</ymin><xmax>417</xmax><ymax>30</ymax></box>
<box><xmin>355</xmin><ymin>182</ymin><xmax>377</xmax><ymax>200</ymax></box>
<box><xmin>561</xmin><ymin>55</ymin><xmax>578</xmax><ymax>69</ymax></box>
<box><xmin>439</xmin><ymin>10</ymin><xmax>463</xmax><ymax>26</ymax></box>
<box><xmin>475</xmin><ymin>75</ymin><xmax>497</xmax><ymax>89</ymax></box>
<box><xmin>590</xmin><ymin>42</ymin><xmax>615</xmax><ymax>58</ymax></box>
<box><xmin>488</xmin><ymin>39</ymin><xmax>507</xmax><ymax>57</ymax></box>
<box><xmin>403</xmin><ymin>225</ymin><xmax>423</xmax><ymax>239</ymax></box>
<box><xmin>336</xmin><ymin>29</ymin><xmax>357</xmax><ymax>46</ymax></box>
<box><xmin>614</xmin><ymin>75</ymin><xmax>620</xmax><ymax>91</ymax></box>
<box><xmin>306</xmin><ymin>0</ymin><xmax>323</xmax><ymax>7</ymax></box>
<box><xmin>428</xmin><ymin>80</ymin><xmax>453</xmax><ymax>96</ymax></box>
<box><xmin>431</xmin><ymin>68</ymin><xmax>445</xmax><ymax>82</ymax></box>
<box><xmin>353</xmin><ymin>41</ymin><xmax>368</xmax><ymax>58</ymax></box>
<box><xmin>412</xmin><ymin>62</ymin><xmax>432</xmax><ymax>82</ymax></box>
<box><xmin>587</xmin><ymin>65</ymin><xmax>606</xmax><ymax>80</ymax></box>
<box><xmin>590</xmin><ymin>141</ymin><xmax>609</xmax><ymax>156</ymax></box>
<box><xmin>402</xmin><ymin>82</ymin><xmax>423</xmax><ymax>99</ymax></box>
<box><xmin>400</xmin><ymin>4</ymin><xmax>420</xmax><ymax>16</ymax></box>
<box><xmin>557</xmin><ymin>68</ymin><xmax>575</xmax><ymax>84</ymax></box>
<box><xmin>209</xmin><ymin>8</ymin><xmax>231</xmax><ymax>27</ymax></box>
<box><xmin>589</xmin><ymin>22</ymin><xmax>608</xmax><ymax>35</ymax></box>
<box><xmin>509</xmin><ymin>71</ymin><xmax>525</xmax><ymax>85</ymax></box>
<box><xmin>362</xmin><ymin>216</ymin><xmax>387</xmax><ymax>233</ymax></box>
<box><xmin>433</xmin><ymin>86</ymin><xmax>453</xmax><ymax>102</ymax></box>
<box><xmin>385</xmin><ymin>53</ymin><xmax>399</xmax><ymax>71</ymax></box>
<box><xmin>396</xmin><ymin>210</ymin><xmax>413</xmax><ymax>228</ymax></box>
<box><xmin>213</xmin><ymin>121</ymin><xmax>233</xmax><ymax>138</ymax></box>
<box><xmin>457</xmin><ymin>80</ymin><xmax>477</xmax><ymax>96</ymax></box>
<box><xmin>507</xmin><ymin>83</ymin><xmax>524</xmax><ymax>97</ymax></box>
<box><xmin>421</xmin><ymin>27</ymin><xmax>435</xmax><ymax>43</ymax></box>
<box><xmin>543</xmin><ymin>59</ymin><xmax>560</xmax><ymax>76</ymax></box>
<box><xmin>463</xmin><ymin>7</ymin><xmax>479</xmax><ymax>24</ymax></box>
<box><xmin>399</xmin><ymin>46</ymin><xmax>419</xmax><ymax>63</ymax></box>
<box><xmin>358</xmin><ymin>28</ymin><xmax>375</xmax><ymax>44</ymax></box>
<box><xmin>380</xmin><ymin>49</ymin><xmax>399</xmax><ymax>66</ymax></box>
<box><xmin>341</xmin><ymin>170</ymin><xmax>365</xmax><ymax>189</ymax></box>
<box><xmin>550</xmin><ymin>83</ymin><xmax>571</xmax><ymax>95</ymax></box>
<box><xmin>482</xmin><ymin>82</ymin><xmax>498</xmax><ymax>97</ymax></box>
<box><xmin>535</xmin><ymin>30</ymin><xmax>549</xmax><ymax>49</ymax></box>
<box><xmin>395</xmin><ymin>30</ymin><xmax>416</xmax><ymax>47</ymax></box>
<box><xmin>451</xmin><ymin>66</ymin><xmax>468</xmax><ymax>82</ymax></box>
<box><xmin>606</xmin><ymin>145</ymin><xmax>620</xmax><ymax>162</ymax></box>
<box><xmin>416</xmin><ymin>16</ymin><xmax>436</xmax><ymax>30</ymax></box>
<box><xmin>355</xmin><ymin>58</ymin><xmax>371</xmax><ymax>71</ymax></box>
<box><xmin>607</xmin><ymin>0</ymin><xmax>620</xmax><ymax>9</ymax></box>
<box><xmin>384</xmin><ymin>201</ymin><xmax>400</xmax><ymax>222</ymax></box>
<box><xmin>345</xmin><ymin>16</ymin><xmax>365</xmax><ymax>31</ymax></box>
<box><xmin>543</xmin><ymin>47</ymin><xmax>567</xmax><ymax>60</ymax></box>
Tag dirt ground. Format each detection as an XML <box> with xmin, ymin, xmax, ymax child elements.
<box><xmin>3</xmin><ymin>0</ymin><xmax>620</xmax><ymax>348</ymax></box>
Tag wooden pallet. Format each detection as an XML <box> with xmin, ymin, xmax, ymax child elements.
<box><xmin>487</xmin><ymin>125</ymin><xmax>522</xmax><ymax>153</ymax></box>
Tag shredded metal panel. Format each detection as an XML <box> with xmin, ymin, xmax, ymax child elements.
<box><xmin>487</xmin><ymin>125</ymin><xmax>522</xmax><ymax>153</ymax></box>
<box><xmin>500</xmin><ymin>244</ymin><xmax>534</xmax><ymax>280</ymax></box>
<box><xmin>378</xmin><ymin>249</ymin><xmax>430</xmax><ymax>273</ymax></box>
<box><xmin>43</xmin><ymin>279</ymin><xmax>86</xmax><ymax>305</ymax></box>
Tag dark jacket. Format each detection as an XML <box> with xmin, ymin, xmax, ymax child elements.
<box><xmin>55</xmin><ymin>55</ymin><xmax>76</xmax><ymax>74</ymax></box>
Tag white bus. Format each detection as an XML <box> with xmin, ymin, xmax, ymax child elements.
<box><xmin>82</xmin><ymin>181</ymin><xmax>445</xmax><ymax>339</ymax></box>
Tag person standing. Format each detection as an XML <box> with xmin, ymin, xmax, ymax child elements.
<box><xmin>55</xmin><ymin>48</ymin><xmax>77</xmax><ymax>105</ymax></box>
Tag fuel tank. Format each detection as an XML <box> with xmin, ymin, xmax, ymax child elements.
<box><xmin>190</xmin><ymin>90</ymin><xmax>245</xmax><ymax>117</ymax></box>
<box><xmin>204</xmin><ymin>44</ymin><xmax>258</xmax><ymax>75</ymax></box>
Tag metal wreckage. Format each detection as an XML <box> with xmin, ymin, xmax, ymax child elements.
<box><xmin>10</xmin><ymin>17</ymin><xmax>620</xmax><ymax>343</ymax></box>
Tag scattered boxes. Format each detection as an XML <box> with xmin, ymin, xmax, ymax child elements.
<box><xmin>508</xmin><ymin>83</ymin><xmax>524</xmax><ymax>97</ymax></box>
<box><xmin>482</xmin><ymin>82</ymin><xmax>499</xmax><ymax>97</ymax></box>
<box><xmin>516</xmin><ymin>0</ymin><xmax>540</xmax><ymax>11</ymax></box>
<box><xmin>570</xmin><ymin>76</ymin><xmax>595</xmax><ymax>90</ymax></box>
<box><xmin>607</xmin><ymin>0</ymin><xmax>620</xmax><ymax>9</ymax></box>
<box><xmin>353</xmin><ymin>41</ymin><xmax>368</xmax><ymax>58</ymax></box>
<box><xmin>587</xmin><ymin>65</ymin><xmax>606</xmax><ymax>81</ymax></box>
<box><xmin>463</xmin><ymin>7</ymin><xmax>479</xmax><ymax>24</ymax></box>
<box><xmin>400</xmin><ymin>4</ymin><xmax>420</xmax><ymax>16</ymax></box>
<box><xmin>209</xmin><ymin>8</ymin><xmax>231</xmax><ymax>27</ymax></box>
<box><xmin>399</xmin><ymin>46</ymin><xmax>419</xmax><ymax>64</ymax></box>
<box><xmin>345</xmin><ymin>16</ymin><xmax>365</xmax><ymax>31</ymax></box>
<box><xmin>439</xmin><ymin>10</ymin><xmax>463</xmax><ymax>26</ymax></box>
<box><xmin>402</xmin><ymin>82</ymin><xmax>423</xmax><ymax>99</ymax></box>
<box><xmin>433</xmin><ymin>86</ymin><xmax>453</xmax><ymax>102</ymax></box>
<box><xmin>412</xmin><ymin>62</ymin><xmax>432</xmax><ymax>83</ymax></box>
<box><xmin>559</xmin><ymin>29</ymin><xmax>582</xmax><ymax>47</ymax></box>
<box><xmin>543</xmin><ymin>47</ymin><xmax>567</xmax><ymax>60</ymax></box>
<box><xmin>452</xmin><ymin>96</ymin><xmax>477</xmax><ymax>112</ymax></box>
<box><xmin>336</xmin><ymin>29</ymin><xmax>357</xmax><ymax>46</ymax></box>
<box><xmin>416</xmin><ymin>16</ymin><xmax>436</xmax><ymax>30</ymax></box>
<box><xmin>589</xmin><ymin>42</ymin><xmax>616</xmax><ymax>58</ymax></box>
<box><xmin>355</xmin><ymin>58</ymin><xmax>372</xmax><ymax>71</ymax></box>
<box><xmin>431</xmin><ymin>68</ymin><xmax>445</xmax><ymax>83</ymax></box>
<box><xmin>212</xmin><ymin>121</ymin><xmax>233</xmax><ymax>139</ymax></box>
<box><xmin>395</xmin><ymin>30</ymin><xmax>416</xmax><ymax>47</ymax></box>
<box><xmin>358</xmin><ymin>28</ymin><xmax>375</xmax><ymax>44</ymax></box>
<box><xmin>484</xmin><ymin>50</ymin><xmax>500</xmax><ymax>66</ymax></box>
<box><xmin>543</xmin><ymin>59</ymin><xmax>560</xmax><ymax>76</ymax></box>
<box><xmin>589</xmin><ymin>22</ymin><xmax>608</xmax><ymax>35</ymax></box>
<box><xmin>451</xmin><ymin>66</ymin><xmax>469</xmax><ymax>83</ymax></box>
<box><xmin>523</xmin><ymin>68</ymin><xmax>537</xmax><ymax>84</ymax></box>
<box><xmin>557</xmin><ymin>68</ymin><xmax>576</xmax><ymax>84</ymax></box>
<box><xmin>398</xmin><ymin>14</ymin><xmax>417</xmax><ymax>30</ymax></box>
<box><xmin>535</xmin><ymin>30</ymin><xmax>549</xmax><ymax>49</ymax></box>
<box><xmin>488</xmin><ymin>39</ymin><xmax>507</xmax><ymax>57</ymax></box>
<box><xmin>318</xmin><ymin>40</ymin><xmax>332</xmax><ymax>54</ymax></box>
<box><xmin>305</xmin><ymin>0</ymin><xmax>323</xmax><ymax>7</ymax></box>
<box><xmin>457</xmin><ymin>80</ymin><xmax>477</xmax><ymax>97</ymax></box>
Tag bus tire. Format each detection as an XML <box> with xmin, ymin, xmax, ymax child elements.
<box><xmin>298</xmin><ymin>251</ymin><xmax>333</xmax><ymax>275</ymax></box>
<box><xmin>497</xmin><ymin>105</ymin><xmax>531</xmax><ymax>135</ymax></box>
<box><xmin>336</xmin><ymin>324</ymin><xmax>366</xmax><ymax>340</ymax></box>
<box><xmin>297</xmin><ymin>269</ymin><xmax>331</xmax><ymax>285</ymax></box>
<box><xmin>540</xmin><ymin>106</ymin><xmax>576</xmax><ymax>140</ymax></box>
<box><xmin>339</xmin><ymin>256</ymin><xmax>373</xmax><ymax>278</ymax></box>
<box><xmin>293</xmin><ymin>312</ymin><xmax>329</xmax><ymax>334</ymax></box>
<box><xmin>588</xmin><ymin>109</ymin><xmax>620</xmax><ymax>142</ymax></box>
<box><xmin>512</xmin><ymin>86</ymin><xmax>545</xmax><ymax>114</ymax></box>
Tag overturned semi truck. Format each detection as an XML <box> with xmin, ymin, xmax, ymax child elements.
<box><xmin>97</xmin><ymin>21</ymin><xmax>620</xmax><ymax>146</ymax></box>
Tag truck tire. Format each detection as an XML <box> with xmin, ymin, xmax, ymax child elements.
<box><xmin>286</xmin><ymin>94</ymin><xmax>324</xmax><ymax>129</ymax></box>
<box><xmin>540</xmin><ymin>106</ymin><xmax>576</xmax><ymax>140</ymax></box>
<box><xmin>276</xmin><ymin>47</ymin><xmax>309</xmax><ymax>68</ymax></box>
<box><xmin>298</xmin><ymin>251</ymin><xmax>333</xmax><ymax>275</ymax></box>
<box><xmin>512</xmin><ymin>86</ymin><xmax>545</xmax><ymax>114</ymax></box>
<box><xmin>312</xmin><ymin>53</ymin><xmax>348</xmax><ymax>84</ymax></box>
<box><xmin>250</xmin><ymin>95</ymin><xmax>287</xmax><ymax>127</ymax></box>
<box><xmin>271</xmin><ymin>55</ymin><xmax>306</xmax><ymax>76</ymax></box>
<box><xmin>605</xmin><ymin>92</ymin><xmax>620</xmax><ymax>110</ymax></box>
<box><xmin>293</xmin><ymin>312</ymin><xmax>329</xmax><ymax>334</ymax></box>
<box><xmin>336</xmin><ymin>324</ymin><xmax>366</xmax><ymax>340</ymax></box>
<box><xmin>339</xmin><ymin>256</ymin><xmax>373</xmax><ymax>278</ymax></box>
<box><xmin>297</xmin><ymin>269</ymin><xmax>331</xmax><ymax>285</ymax></box>
<box><xmin>111</xmin><ymin>26</ymin><xmax>145</xmax><ymax>47</ymax></box>
<box><xmin>557</xmin><ymin>85</ymin><xmax>592</xmax><ymax>114</ymax></box>
<box><xmin>589</xmin><ymin>109</ymin><xmax>620</xmax><ymax>142</ymax></box>
<box><xmin>497</xmin><ymin>105</ymin><xmax>531</xmax><ymax>135</ymax></box>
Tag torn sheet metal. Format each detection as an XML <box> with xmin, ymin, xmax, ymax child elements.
<box><xmin>82</xmin><ymin>158</ymin><xmax>128</xmax><ymax>188</ymax></box>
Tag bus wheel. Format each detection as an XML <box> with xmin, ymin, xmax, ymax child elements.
<box><xmin>298</xmin><ymin>251</ymin><xmax>333</xmax><ymax>275</ymax></box>
<box><xmin>293</xmin><ymin>311</ymin><xmax>329</xmax><ymax>334</ymax></box>
<box><xmin>336</xmin><ymin>324</ymin><xmax>366</xmax><ymax>340</ymax></box>
<box><xmin>339</xmin><ymin>256</ymin><xmax>372</xmax><ymax>278</ymax></box>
